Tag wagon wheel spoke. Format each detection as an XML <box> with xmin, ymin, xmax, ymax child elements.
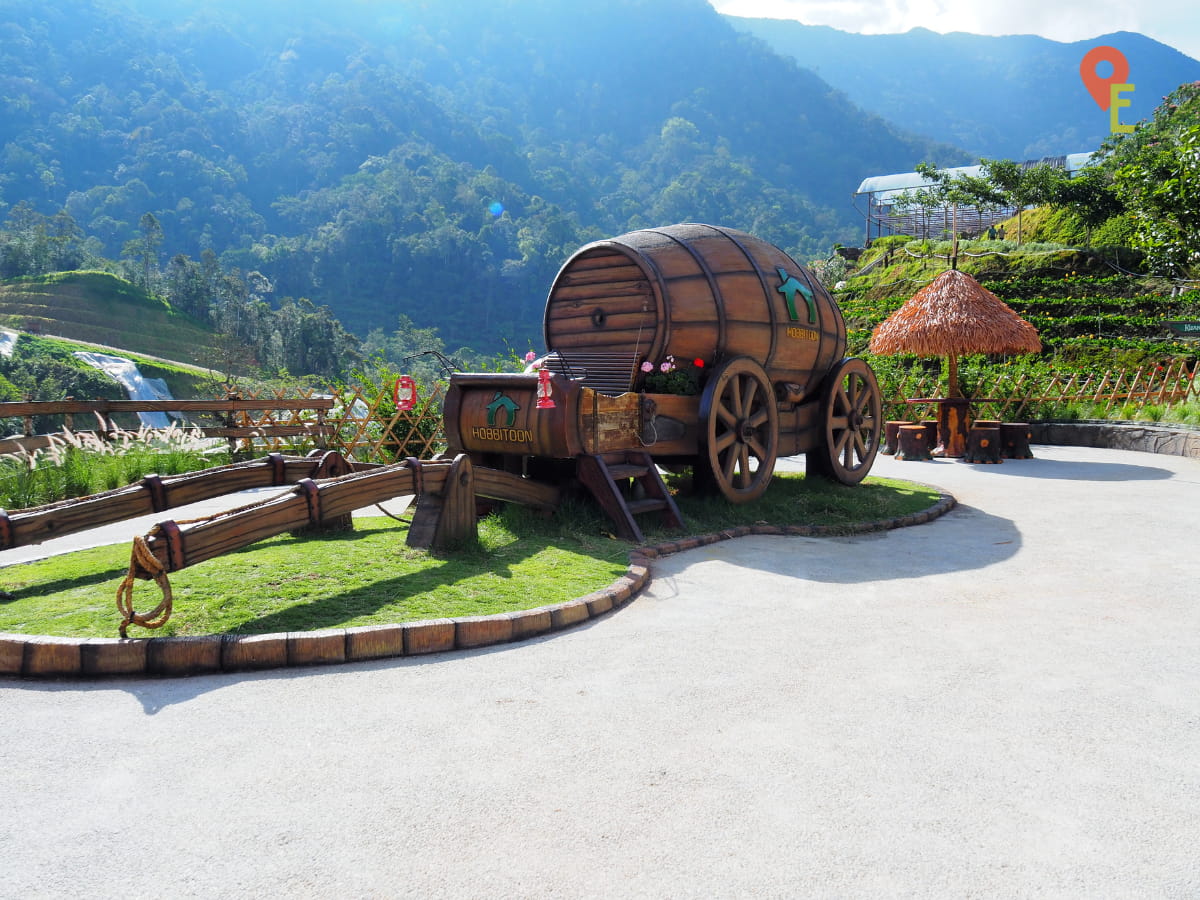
<box><xmin>736</xmin><ymin>445</ymin><xmax>753</xmax><ymax>488</ymax></box>
<box><xmin>732</xmin><ymin>378</ymin><xmax>748</xmax><ymax>419</ymax></box>
<box><xmin>740</xmin><ymin>378</ymin><xmax>758</xmax><ymax>419</ymax></box>
<box><xmin>845</xmin><ymin>432</ymin><xmax>862</xmax><ymax>468</ymax></box>
<box><xmin>715</xmin><ymin>400</ymin><xmax>737</xmax><ymax>430</ymax></box>
<box><xmin>722</xmin><ymin>442</ymin><xmax>740</xmax><ymax>485</ymax></box>
<box><xmin>700</xmin><ymin>358</ymin><xmax>779</xmax><ymax>504</ymax></box>
<box><xmin>850</xmin><ymin>376</ymin><xmax>870</xmax><ymax>414</ymax></box>
<box><xmin>714</xmin><ymin>428</ymin><xmax>738</xmax><ymax>454</ymax></box>
<box><xmin>746</xmin><ymin>435</ymin><xmax>769</xmax><ymax>464</ymax></box>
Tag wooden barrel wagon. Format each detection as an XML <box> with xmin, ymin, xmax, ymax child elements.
<box><xmin>108</xmin><ymin>225</ymin><xmax>881</xmax><ymax>636</ymax></box>
<box><xmin>444</xmin><ymin>223</ymin><xmax>882</xmax><ymax>539</ymax></box>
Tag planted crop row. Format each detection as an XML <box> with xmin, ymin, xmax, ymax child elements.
<box><xmin>1022</xmin><ymin>313</ymin><xmax>1189</xmax><ymax>339</ymax></box>
<box><xmin>980</xmin><ymin>275</ymin><xmax>1153</xmax><ymax>300</ymax></box>
<box><xmin>1006</xmin><ymin>296</ymin><xmax>1200</xmax><ymax>317</ymax></box>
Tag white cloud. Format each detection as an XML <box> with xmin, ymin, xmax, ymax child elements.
<box><xmin>712</xmin><ymin>0</ymin><xmax>1200</xmax><ymax>60</ymax></box>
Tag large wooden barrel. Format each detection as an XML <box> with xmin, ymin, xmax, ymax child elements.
<box><xmin>444</xmin><ymin>373</ymin><xmax>586</xmax><ymax>459</ymax></box>
<box><xmin>543</xmin><ymin>223</ymin><xmax>847</xmax><ymax>400</ymax></box>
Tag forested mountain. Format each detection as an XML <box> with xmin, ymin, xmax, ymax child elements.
<box><xmin>725</xmin><ymin>19</ymin><xmax>1200</xmax><ymax>160</ymax></box>
<box><xmin>0</xmin><ymin>0</ymin><xmax>963</xmax><ymax>354</ymax></box>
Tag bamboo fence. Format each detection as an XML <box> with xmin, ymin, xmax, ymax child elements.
<box><xmin>2</xmin><ymin>363</ymin><xmax>1196</xmax><ymax>464</ymax></box>
<box><xmin>882</xmin><ymin>361</ymin><xmax>1198</xmax><ymax>422</ymax></box>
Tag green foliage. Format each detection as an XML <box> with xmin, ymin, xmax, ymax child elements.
<box><xmin>337</xmin><ymin>355</ymin><xmax>447</xmax><ymax>463</ymax></box>
<box><xmin>361</xmin><ymin>315</ymin><xmax>456</xmax><ymax>391</ymax></box>
<box><xmin>0</xmin><ymin>0</ymin><xmax>961</xmax><ymax>357</ymax></box>
<box><xmin>1098</xmin><ymin>82</ymin><xmax>1200</xmax><ymax>276</ymax></box>
<box><xmin>840</xmin><ymin>244</ymin><xmax>1200</xmax><ymax>421</ymax></box>
<box><xmin>1091</xmin><ymin>214</ymin><xmax>1138</xmax><ymax>248</ymax></box>
<box><xmin>0</xmin><ymin>426</ymin><xmax>228</xmax><ymax>510</ymax></box>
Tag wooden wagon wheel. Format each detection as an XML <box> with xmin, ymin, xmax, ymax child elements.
<box><xmin>697</xmin><ymin>356</ymin><xmax>779</xmax><ymax>504</ymax></box>
<box><xmin>808</xmin><ymin>357</ymin><xmax>882</xmax><ymax>485</ymax></box>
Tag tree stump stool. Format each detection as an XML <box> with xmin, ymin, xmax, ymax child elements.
<box><xmin>882</xmin><ymin>420</ymin><xmax>908</xmax><ymax>455</ymax></box>
<box><xmin>1000</xmin><ymin>422</ymin><xmax>1034</xmax><ymax>459</ymax></box>
<box><xmin>921</xmin><ymin>419</ymin><xmax>939</xmax><ymax>452</ymax></box>
<box><xmin>895</xmin><ymin>424</ymin><xmax>932</xmax><ymax>461</ymax></box>
<box><xmin>965</xmin><ymin>425</ymin><xmax>1002</xmax><ymax>463</ymax></box>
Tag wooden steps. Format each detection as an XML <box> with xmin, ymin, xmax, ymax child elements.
<box><xmin>576</xmin><ymin>450</ymin><xmax>683</xmax><ymax>543</ymax></box>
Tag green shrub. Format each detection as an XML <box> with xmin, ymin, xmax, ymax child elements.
<box><xmin>0</xmin><ymin>426</ymin><xmax>228</xmax><ymax>510</ymax></box>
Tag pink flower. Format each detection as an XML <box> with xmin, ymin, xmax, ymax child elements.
<box><xmin>524</xmin><ymin>350</ymin><xmax>537</xmax><ymax>363</ymax></box>
<box><xmin>660</xmin><ymin>361</ymin><xmax>672</xmax><ymax>372</ymax></box>
<box><xmin>531</xmin><ymin>360</ymin><xmax>542</xmax><ymax>370</ymax></box>
<box><xmin>640</xmin><ymin>360</ymin><xmax>654</xmax><ymax>373</ymax></box>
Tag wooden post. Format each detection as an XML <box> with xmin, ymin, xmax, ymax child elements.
<box><xmin>225</xmin><ymin>392</ymin><xmax>239</xmax><ymax>458</ymax></box>
<box><xmin>407</xmin><ymin>454</ymin><xmax>478</xmax><ymax>552</ymax></box>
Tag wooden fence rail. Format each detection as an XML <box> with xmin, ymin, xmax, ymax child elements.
<box><xmin>0</xmin><ymin>451</ymin><xmax>351</xmax><ymax>551</ymax></box>
<box><xmin>0</xmin><ymin>397</ymin><xmax>336</xmax><ymax>456</ymax></box>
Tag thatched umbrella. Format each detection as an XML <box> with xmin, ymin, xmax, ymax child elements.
<box><xmin>869</xmin><ymin>269</ymin><xmax>1041</xmax><ymax>397</ymax></box>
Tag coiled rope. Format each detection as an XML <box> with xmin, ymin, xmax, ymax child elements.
<box><xmin>115</xmin><ymin>532</ymin><xmax>173</xmax><ymax>638</ymax></box>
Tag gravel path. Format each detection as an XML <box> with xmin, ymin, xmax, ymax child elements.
<box><xmin>2</xmin><ymin>445</ymin><xmax>1199</xmax><ymax>898</ymax></box>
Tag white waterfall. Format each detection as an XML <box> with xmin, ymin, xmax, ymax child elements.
<box><xmin>73</xmin><ymin>351</ymin><xmax>178</xmax><ymax>428</ymax></box>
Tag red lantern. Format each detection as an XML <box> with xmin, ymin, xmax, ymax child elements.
<box><xmin>394</xmin><ymin>375</ymin><xmax>418</xmax><ymax>411</ymax></box>
<box><xmin>536</xmin><ymin>367</ymin><xmax>556</xmax><ymax>409</ymax></box>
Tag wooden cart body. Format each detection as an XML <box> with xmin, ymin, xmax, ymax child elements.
<box><xmin>444</xmin><ymin>224</ymin><xmax>882</xmax><ymax>535</ymax></box>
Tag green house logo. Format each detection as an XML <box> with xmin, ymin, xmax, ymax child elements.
<box><xmin>775</xmin><ymin>267</ymin><xmax>817</xmax><ymax>324</ymax></box>
<box><xmin>486</xmin><ymin>392</ymin><xmax>520</xmax><ymax>427</ymax></box>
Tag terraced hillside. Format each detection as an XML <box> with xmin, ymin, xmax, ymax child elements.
<box><xmin>0</xmin><ymin>271</ymin><xmax>227</xmax><ymax>367</ymax></box>
<box><xmin>836</xmin><ymin>239</ymin><xmax>1200</xmax><ymax>420</ymax></box>
<box><xmin>844</xmin><ymin>271</ymin><xmax>1200</xmax><ymax>368</ymax></box>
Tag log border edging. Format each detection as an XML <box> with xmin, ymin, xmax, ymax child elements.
<box><xmin>0</xmin><ymin>490</ymin><xmax>957</xmax><ymax>681</ymax></box>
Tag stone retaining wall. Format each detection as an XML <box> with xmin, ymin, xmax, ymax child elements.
<box><xmin>1030</xmin><ymin>421</ymin><xmax>1200</xmax><ymax>459</ymax></box>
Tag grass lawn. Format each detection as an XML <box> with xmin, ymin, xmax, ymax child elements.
<box><xmin>0</xmin><ymin>474</ymin><xmax>940</xmax><ymax>639</ymax></box>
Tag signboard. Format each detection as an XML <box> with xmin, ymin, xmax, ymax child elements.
<box><xmin>1165</xmin><ymin>321</ymin><xmax>1200</xmax><ymax>339</ymax></box>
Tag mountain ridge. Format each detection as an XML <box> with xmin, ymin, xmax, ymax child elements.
<box><xmin>0</xmin><ymin>0</ymin><xmax>965</xmax><ymax>350</ymax></box>
<box><xmin>725</xmin><ymin>17</ymin><xmax>1200</xmax><ymax>160</ymax></box>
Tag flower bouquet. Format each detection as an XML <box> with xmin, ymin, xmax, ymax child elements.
<box><xmin>640</xmin><ymin>356</ymin><xmax>706</xmax><ymax>396</ymax></box>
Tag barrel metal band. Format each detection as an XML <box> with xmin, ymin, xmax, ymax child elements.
<box><xmin>157</xmin><ymin>520</ymin><xmax>186</xmax><ymax>573</ymax></box>
<box><xmin>406</xmin><ymin>457</ymin><xmax>424</xmax><ymax>497</ymax></box>
<box><xmin>142</xmin><ymin>474</ymin><xmax>168</xmax><ymax>513</ymax></box>
<box><xmin>268</xmin><ymin>452</ymin><xmax>287</xmax><ymax>485</ymax></box>
<box><xmin>295</xmin><ymin>478</ymin><xmax>321</xmax><ymax>526</ymax></box>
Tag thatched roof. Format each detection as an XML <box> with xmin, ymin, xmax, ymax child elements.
<box><xmin>869</xmin><ymin>269</ymin><xmax>1042</xmax><ymax>356</ymax></box>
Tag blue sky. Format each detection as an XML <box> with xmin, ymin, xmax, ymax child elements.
<box><xmin>711</xmin><ymin>0</ymin><xmax>1200</xmax><ymax>62</ymax></box>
